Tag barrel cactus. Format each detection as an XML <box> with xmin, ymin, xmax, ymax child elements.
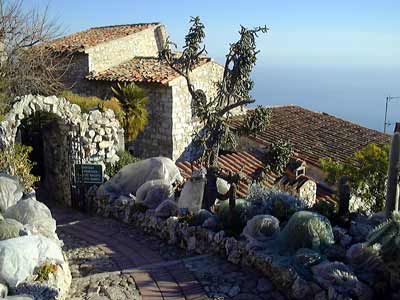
<box><xmin>366</xmin><ymin>211</ymin><xmax>400</xmax><ymax>287</ymax></box>
<box><xmin>385</xmin><ymin>132</ymin><xmax>400</xmax><ymax>217</ymax></box>
<box><xmin>278</xmin><ymin>211</ymin><xmax>334</xmax><ymax>254</ymax></box>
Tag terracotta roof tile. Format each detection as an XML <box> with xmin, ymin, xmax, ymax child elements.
<box><xmin>230</xmin><ymin>106</ymin><xmax>391</xmax><ymax>166</ymax></box>
<box><xmin>176</xmin><ymin>151</ymin><xmax>334</xmax><ymax>201</ymax></box>
<box><xmin>86</xmin><ymin>57</ymin><xmax>211</xmax><ymax>85</ymax></box>
<box><xmin>45</xmin><ymin>23</ymin><xmax>159</xmax><ymax>53</ymax></box>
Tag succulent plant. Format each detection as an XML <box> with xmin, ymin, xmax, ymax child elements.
<box><xmin>245</xmin><ymin>184</ymin><xmax>307</xmax><ymax>221</ymax></box>
<box><xmin>385</xmin><ymin>132</ymin><xmax>400</xmax><ymax>217</ymax></box>
<box><xmin>278</xmin><ymin>211</ymin><xmax>334</xmax><ymax>254</ymax></box>
<box><xmin>366</xmin><ymin>211</ymin><xmax>400</xmax><ymax>287</ymax></box>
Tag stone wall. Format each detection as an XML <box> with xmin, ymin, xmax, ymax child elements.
<box><xmin>128</xmin><ymin>84</ymin><xmax>174</xmax><ymax>158</ymax></box>
<box><xmin>42</xmin><ymin>119</ymin><xmax>72</xmax><ymax>206</ymax></box>
<box><xmin>0</xmin><ymin>95</ymin><xmax>123</xmax><ymax>164</ymax></box>
<box><xmin>0</xmin><ymin>95</ymin><xmax>124</xmax><ymax>206</ymax></box>
<box><xmin>86</xmin><ymin>25</ymin><xmax>166</xmax><ymax>73</ymax></box>
<box><xmin>62</xmin><ymin>53</ymin><xmax>89</xmax><ymax>92</ymax></box>
<box><xmin>169</xmin><ymin>61</ymin><xmax>224</xmax><ymax>161</ymax></box>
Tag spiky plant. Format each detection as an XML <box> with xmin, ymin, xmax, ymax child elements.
<box><xmin>112</xmin><ymin>83</ymin><xmax>149</xmax><ymax>141</ymax></box>
<box><xmin>366</xmin><ymin>211</ymin><xmax>400</xmax><ymax>287</ymax></box>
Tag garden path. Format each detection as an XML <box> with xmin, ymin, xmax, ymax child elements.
<box><xmin>51</xmin><ymin>206</ymin><xmax>283</xmax><ymax>300</ymax></box>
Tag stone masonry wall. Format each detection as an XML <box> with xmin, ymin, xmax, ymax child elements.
<box><xmin>127</xmin><ymin>84</ymin><xmax>173</xmax><ymax>158</ymax></box>
<box><xmin>0</xmin><ymin>95</ymin><xmax>124</xmax><ymax>165</ymax></box>
<box><xmin>65</xmin><ymin>80</ymin><xmax>174</xmax><ymax>159</ymax></box>
<box><xmin>62</xmin><ymin>53</ymin><xmax>89</xmax><ymax>92</ymax></box>
<box><xmin>86</xmin><ymin>25</ymin><xmax>166</xmax><ymax>73</ymax></box>
<box><xmin>169</xmin><ymin>61</ymin><xmax>224</xmax><ymax>161</ymax></box>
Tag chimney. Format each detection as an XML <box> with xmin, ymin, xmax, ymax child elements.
<box><xmin>285</xmin><ymin>158</ymin><xmax>306</xmax><ymax>180</ymax></box>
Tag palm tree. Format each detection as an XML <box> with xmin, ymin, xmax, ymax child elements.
<box><xmin>112</xmin><ymin>83</ymin><xmax>149</xmax><ymax>142</ymax></box>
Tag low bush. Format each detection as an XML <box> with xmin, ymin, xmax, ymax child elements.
<box><xmin>245</xmin><ymin>184</ymin><xmax>307</xmax><ymax>221</ymax></box>
<box><xmin>35</xmin><ymin>262</ymin><xmax>58</xmax><ymax>282</ymax></box>
<box><xmin>60</xmin><ymin>91</ymin><xmax>123</xmax><ymax>121</ymax></box>
<box><xmin>104</xmin><ymin>150</ymin><xmax>140</xmax><ymax>178</ymax></box>
<box><xmin>312</xmin><ymin>199</ymin><xmax>338</xmax><ymax>220</ymax></box>
<box><xmin>0</xmin><ymin>144</ymin><xmax>40</xmax><ymax>191</ymax></box>
<box><xmin>177</xmin><ymin>213</ymin><xmax>197</xmax><ymax>226</ymax></box>
<box><xmin>216</xmin><ymin>199</ymin><xmax>249</xmax><ymax>237</ymax></box>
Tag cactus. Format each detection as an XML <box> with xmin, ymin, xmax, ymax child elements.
<box><xmin>366</xmin><ymin>211</ymin><xmax>400</xmax><ymax>287</ymax></box>
<box><xmin>338</xmin><ymin>176</ymin><xmax>351</xmax><ymax>217</ymax></box>
<box><xmin>385</xmin><ymin>132</ymin><xmax>400</xmax><ymax>217</ymax></box>
<box><xmin>277</xmin><ymin>211</ymin><xmax>334</xmax><ymax>254</ymax></box>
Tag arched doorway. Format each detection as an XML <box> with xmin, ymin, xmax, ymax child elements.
<box><xmin>16</xmin><ymin>111</ymin><xmax>72</xmax><ymax>206</ymax></box>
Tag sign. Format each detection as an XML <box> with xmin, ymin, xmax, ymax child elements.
<box><xmin>75</xmin><ymin>164</ymin><xmax>103</xmax><ymax>184</ymax></box>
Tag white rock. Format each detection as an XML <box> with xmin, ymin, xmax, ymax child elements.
<box><xmin>0</xmin><ymin>235</ymin><xmax>64</xmax><ymax>287</ymax></box>
<box><xmin>0</xmin><ymin>173</ymin><xmax>23</xmax><ymax>213</ymax></box>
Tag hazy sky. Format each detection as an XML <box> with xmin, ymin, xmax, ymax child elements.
<box><xmin>28</xmin><ymin>0</ymin><xmax>400</xmax><ymax>132</ymax></box>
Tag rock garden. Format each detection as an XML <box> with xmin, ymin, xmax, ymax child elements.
<box><xmin>0</xmin><ymin>173</ymin><xmax>71</xmax><ymax>300</ymax></box>
<box><xmin>84</xmin><ymin>154</ymin><xmax>400</xmax><ymax>300</ymax></box>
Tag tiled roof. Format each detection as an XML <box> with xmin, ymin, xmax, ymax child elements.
<box><xmin>176</xmin><ymin>151</ymin><xmax>334</xmax><ymax>201</ymax></box>
<box><xmin>230</xmin><ymin>106</ymin><xmax>391</xmax><ymax>166</ymax></box>
<box><xmin>45</xmin><ymin>23</ymin><xmax>159</xmax><ymax>53</ymax></box>
<box><xmin>86</xmin><ymin>57</ymin><xmax>211</xmax><ymax>85</ymax></box>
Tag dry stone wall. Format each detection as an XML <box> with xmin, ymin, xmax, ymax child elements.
<box><xmin>0</xmin><ymin>95</ymin><xmax>124</xmax><ymax>165</ymax></box>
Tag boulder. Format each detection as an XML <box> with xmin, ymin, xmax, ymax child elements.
<box><xmin>4</xmin><ymin>196</ymin><xmax>57</xmax><ymax>240</ymax></box>
<box><xmin>177</xmin><ymin>177</ymin><xmax>206</xmax><ymax>214</ymax></box>
<box><xmin>136</xmin><ymin>179</ymin><xmax>173</xmax><ymax>209</ymax></box>
<box><xmin>98</xmin><ymin>157</ymin><xmax>182</xmax><ymax>198</ymax></box>
<box><xmin>155</xmin><ymin>199</ymin><xmax>179</xmax><ymax>218</ymax></box>
<box><xmin>12</xmin><ymin>260</ymin><xmax>71</xmax><ymax>300</ymax></box>
<box><xmin>242</xmin><ymin>215</ymin><xmax>280</xmax><ymax>247</ymax></box>
<box><xmin>0</xmin><ymin>235</ymin><xmax>64</xmax><ymax>287</ymax></box>
<box><xmin>0</xmin><ymin>174</ymin><xmax>23</xmax><ymax>213</ymax></box>
<box><xmin>0</xmin><ymin>218</ymin><xmax>24</xmax><ymax>240</ymax></box>
<box><xmin>278</xmin><ymin>211</ymin><xmax>334</xmax><ymax>254</ymax></box>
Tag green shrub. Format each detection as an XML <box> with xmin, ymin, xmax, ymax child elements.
<box><xmin>216</xmin><ymin>199</ymin><xmax>249</xmax><ymax>237</ymax></box>
<box><xmin>111</xmin><ymin>83</ymin><xmax>149</xmax><ymax>141</ymax></box>
<box><xmin>60</xmin><ymin>91</ymin><xmax>123</xmax><ymax>121</ymax></box>
<box><xmin>312</xmin><ymin>200</ymin><xmax>338</xmax><ymax>220</ymax></box>
<box><xmin>105</xmin><ymin>150</ymin><xmax>140</xmax><ymax>178</ymax></box>
<box><xmin>35</xmin><ymin>262</ymin><xmax>58</xmax><ymax>282</ymax></box>
<box><xmin>177</xmin><ymin>213</ymin><xmax>197</xmax><ymax>226</ymax></box>
<box><xmin>0</xmin><ymin>144</ymin><xmax>40</xmax><ymax>191</ymax></box>
<box><xmin>263</xmin><ymin>140</ymin><xmax>294</xmax><ymax>175</ymax></box>
<box><xmin>321</xmin><ymin>143</ymin><xmax>389</xmax><ymax>213</ymax></box>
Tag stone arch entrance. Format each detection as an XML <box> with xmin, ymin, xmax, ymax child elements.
<box><xmin>17</xmin><ymin>111</ymin><xmax>73</xmax><ymax>205</ymax></box>
<box><xmin>0</xmin><ymin>95</ymin><xmax>124</xmax><ymax>207</ymax></box>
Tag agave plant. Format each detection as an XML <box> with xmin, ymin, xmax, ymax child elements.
<box><xmin>112</xmin><ymin>83</ymin><xmax>149</xmax><ymax>141</ymax></box>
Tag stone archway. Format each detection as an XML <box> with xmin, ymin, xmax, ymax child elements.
<box><xmin>0</xmin><ymin>94</ymin><xmax>124</xmax><ymax>206</ymax></box>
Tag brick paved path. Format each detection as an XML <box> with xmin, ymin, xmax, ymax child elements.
<box><xmin>52</xmin><ymin>207</ymin><xmax>208</xmax><ymax>300</ymax></box>
<box><xmin>51</xmin><ymin>206</ymin><xmax>283</xmax><ymax>300</ymax></box>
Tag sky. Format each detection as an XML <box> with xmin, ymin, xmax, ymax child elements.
<box><xmin>28</xmin><ymin>0</ymin><xmax>400</xmax><ymax>132</ymax></box>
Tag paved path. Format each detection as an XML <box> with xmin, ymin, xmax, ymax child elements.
<box><xmin>51</xmin><ymin>207</ymin><xmax>284</xmax><ymax>300</ymax></box>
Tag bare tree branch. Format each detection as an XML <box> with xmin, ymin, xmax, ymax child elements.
<box><xmin>0</xmin><ymin>0</ymin><xmax>69</xmax><ymax>105</ymax></box>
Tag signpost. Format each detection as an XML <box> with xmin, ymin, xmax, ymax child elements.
<box><xmin>74</xmin><ymin>164</ymin><xmax>103</xmax><ymax>184</ymax></box>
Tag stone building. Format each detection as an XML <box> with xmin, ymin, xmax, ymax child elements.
<box><xmin>45</xmin><ymin>23</ymin><xmax>224</xmax><ymax>161</ymax></box>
